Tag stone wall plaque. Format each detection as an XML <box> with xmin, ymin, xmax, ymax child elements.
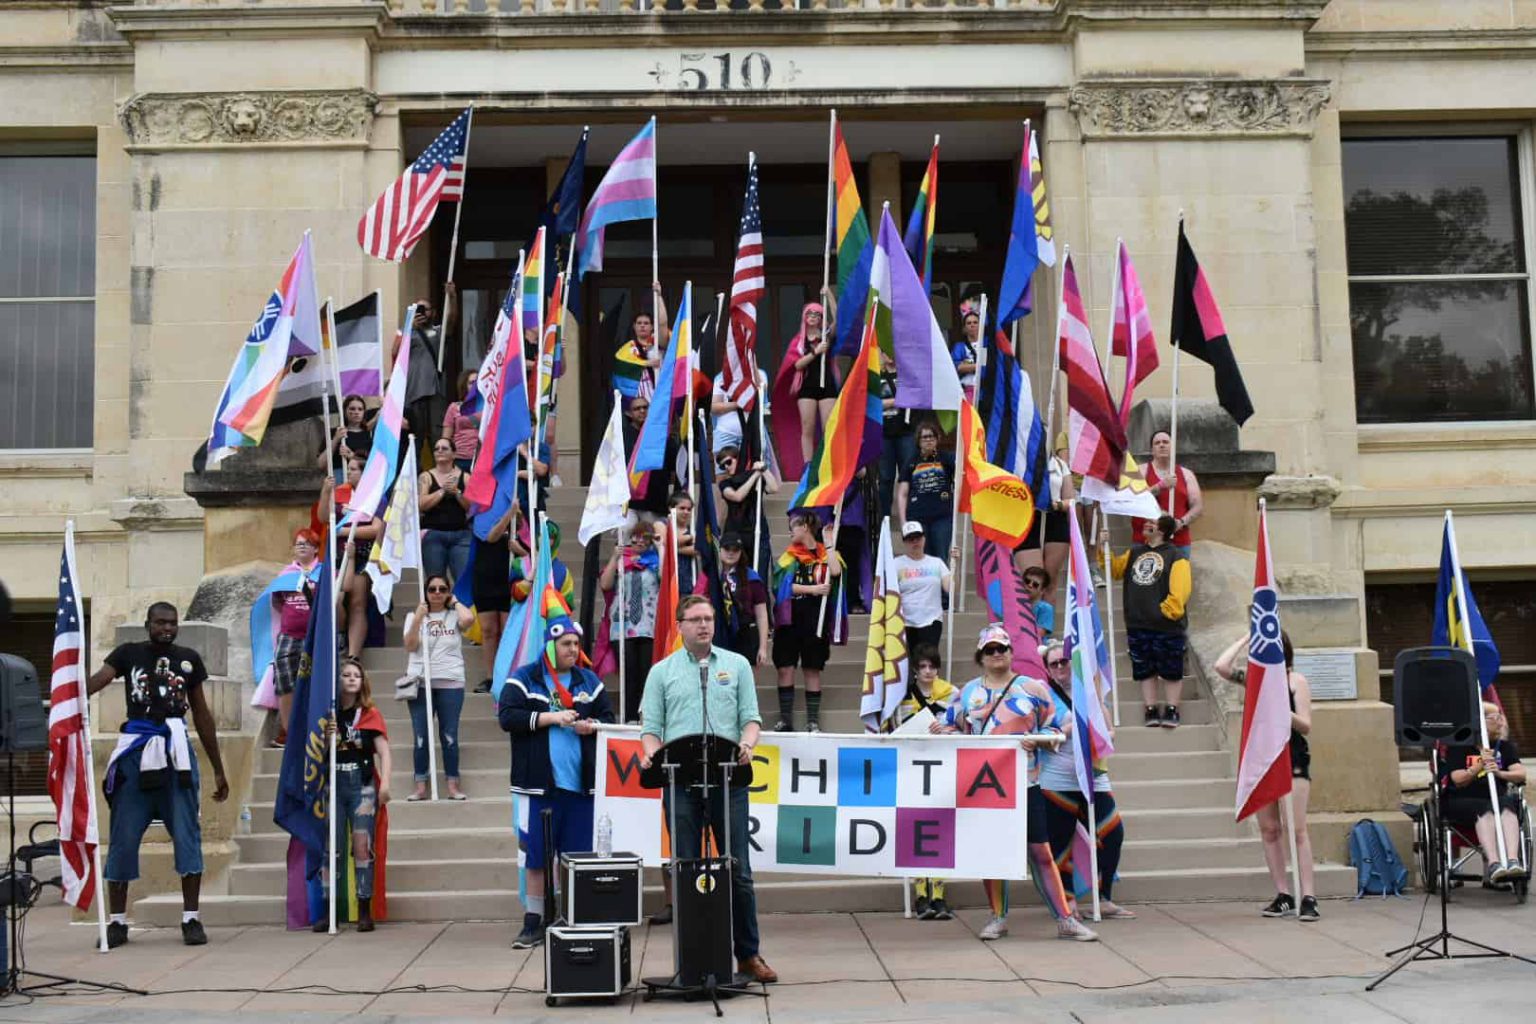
<box><xmin>1293</xmin><ymin>648</ymin><xmax>1359</xmax><ymax>702</ymax></box>
<box><xmin>119</xmin><ymin>89</ymin><xmax>377</xmax><ymax>149</ymax></box>
<box><xmin>1067</xmin><ymin>78</ymin><xmax>1331</xmax><ymax>139</ymax></box>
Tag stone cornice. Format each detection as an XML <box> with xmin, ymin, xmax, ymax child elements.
<box><xmin>106</xmin><ymin>2</ymin><xmax>389</xmax><ymax>41</ymax></box>
<box><xmin>1307</xmin><ymin>28</ymin><xmax>1536</xmax><ymax>58</ymax></box>
<box><xmin>1068</xmin><ymin>77</ymin><xmax>1331</xmax><ymax>138</ymax></box>
<box><xmin>119</xmin><ymin>89</ymin><xmax>378</xmax><ymax>150</ymax></box>
<box><xmin>0</xmin><ymin>44</ymin><xmax>133</xmax><ymax>71</ymax></box>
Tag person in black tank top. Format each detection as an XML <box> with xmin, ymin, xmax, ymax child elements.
<box><xmin>1215</xmin><ymin>629</ymin><xmax>1320</xmax><ymax>921</ymax></box>
<box><xmin>419</xmin><ymin>437</ymin><xmax>472</xmax><ymax>585</ymax></box>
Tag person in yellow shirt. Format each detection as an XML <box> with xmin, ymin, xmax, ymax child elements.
<box><xmin>896</xmin><ymin>646</ymin><xmax>957</xmax><ymax>920</ymax></box>
<box><xmin>1109</xmin><ymin>514</ymin><xmax>1192</xmax><ymax>729</ymax></box>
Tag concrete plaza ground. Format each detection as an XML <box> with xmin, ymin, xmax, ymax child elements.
<box><xmin>4</xmin><ymin>893</ymin><xmax>1535</xmax><ymax>1023</ymax></box>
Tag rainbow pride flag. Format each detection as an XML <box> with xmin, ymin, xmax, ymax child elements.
<box><xmin>788</xmin><ymin>291</ymin><xmax>882</xmax><ymax>510</ymax></box>
<box><xmin>521</xmin><ymin>226</ymin><xmax>546</xmax><ymax>338</ymax></box>
<box><xmin>832</xmin><ymin>117</ymin><xmax>874</xmax><ymax>352</ymax></box>
<box><xmin>902</xmin><ymin>139</ymin><xmax>939</xmax><ymax>292</ymax></box>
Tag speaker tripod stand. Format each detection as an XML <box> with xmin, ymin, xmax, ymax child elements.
<box><xmin>1367</xmin><ymin>746</ymin><xmax>1536</xmax><ymax>991</ymax></box>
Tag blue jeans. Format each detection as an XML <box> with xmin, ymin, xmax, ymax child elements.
<box><xmin>878</xmin><ymin>431</ymin><xmax>917</xmax><ymax>523</ymax></box>
<box><xmin>423</xmin><ymin>529</ymin><xmax>472</xmax><ymax>585</ymax></box>
<box><xmin>917</xmin><ymin>515</ymin><xmax>952</xmax><ymax>562</ymax></box>
<box><xmin>407</xmin><ymin>686</ymin><xmax>465</xmax><ymax>781</ymax></box>
<box><xmin>104</xmin><ymin>748</ymin><xmax>203</xmax><ymax>881</ymax></box>
<box><xmin>665</xmin><ymin>783</ymin><xmax>759</xmax><ymax>961</ymax></box>
<box><xmin>335</xmin><ymin>768</ymin><xmax>378</xmax><ymax>898</ymax></box>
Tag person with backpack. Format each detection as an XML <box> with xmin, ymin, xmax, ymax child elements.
<box><xmin>1214</xmin><ymin>628</ymin><xmax>1319</xmax><ymax>921</ymax></box>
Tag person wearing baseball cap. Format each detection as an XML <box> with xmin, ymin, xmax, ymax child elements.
<box><xmin>894</xmin><ymin>521</ymin><xmax>956</xmax><ymax>653</ymax></box>
<box><xmin>932</xmin><ymin>624</ymin><xmax>1097</xmax><ymax>944</ymax></box>
<box><xmin>714</xmin><ymin>531</ymin><xmax>771</xmax><ymax>667</ymax></box>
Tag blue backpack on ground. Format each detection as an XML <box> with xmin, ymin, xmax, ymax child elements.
<box><xmin>1349</xmin><ymin>818</ymin><xmax>1409</xmax><ymax>897</ymax></box>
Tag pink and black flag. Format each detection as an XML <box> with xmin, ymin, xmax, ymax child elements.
<box><xmin>1110</xmin><ymin>240</ymin><xmax>1157</xmax><ymax>428</ymax></box>
<box><xmin>1057</xmin><ymin>253</ymin><xmax>1128</xmax><ymax>487</ymax></box>
<box><xmin>1171</xmin><ymin>220</ymin><xmax>1253</xmax><ymax>425</ymax></box>
<box><xmin>1235</xmin><ymin>502</ymin><xmax>1294</xmax><ymax>821</ymax></box>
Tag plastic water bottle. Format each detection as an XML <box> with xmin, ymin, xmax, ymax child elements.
<box><xmin>595</xmin><ymin>813</ymin><xmax>613</xmax><ymax>858</ymax></box>
<box><xmin>238</xmin><ymin>804</ymin><xmax>252</xmax><ymax>836</ymax></box>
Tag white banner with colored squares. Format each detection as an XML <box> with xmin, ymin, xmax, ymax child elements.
<box><xmin>594</xmin><ymin>727</ymin><xmax>1031</xmax><ymax>880</ymax></box>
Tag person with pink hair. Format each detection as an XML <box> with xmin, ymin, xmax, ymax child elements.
<box><xmin>770</xmin><ymin>289</ymin><xmax>839</xmax><ymax>481</ymax></box>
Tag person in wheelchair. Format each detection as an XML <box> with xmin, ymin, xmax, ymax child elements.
<box><xmin>1438</xmin><ymin>702</ymin><xmax>1527</xmax><ymax>885</ymax></box>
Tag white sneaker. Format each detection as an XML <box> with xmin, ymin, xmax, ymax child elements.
<box><xmin>978</xmin><ymin>916</ymin><xmax>1008</xmax><ymax>941</ymax></box>
<box><xmin>1057</xmin><ymin>917</ymin><xmax>1099</xmax><ymax>942</ymax></box>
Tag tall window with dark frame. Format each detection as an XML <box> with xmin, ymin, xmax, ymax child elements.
<box><xmin>0</xmin><ymin>153</ymin><xmax>96</xmax><ymax>449</ymax></box>
<box><xmin>1343</xmin><ymin>136</ymin><xmax>1535</xmax><ymax>424</ymax></box>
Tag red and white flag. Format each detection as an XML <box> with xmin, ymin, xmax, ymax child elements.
<box><xmin>721</xmin><ymin>158</ymin><xmax>765</xmax><ymax>411</ymax></box>
<box><xmin>1057</xmin><ymin>253</ymin><xmax>1127</xmax><ymax>486</ymax></box>
<box><xmin>1110</xmin><ymin>239</ymin><xmax>1158</xmax><ymax>428</ymax></box>
<box><xmin>357</xmin><ymin>107</ymin><xmax>471</xmax><ymax>262</ymax></box>
<box><xmin>46</xmin><ymin>523</ymin><xmax>100</xmax><ymax>911</ymax></box>
<box><xmin>1235</xmin><ymin>503</ymin><xmax>1295</xmax><ymax>821</ymax></box>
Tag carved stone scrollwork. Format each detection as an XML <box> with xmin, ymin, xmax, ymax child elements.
<box><xmin>1067</xmin><ymin>79</ymin><xmax>1331</xmax><ymax>139</ymax></box>
<box><xmin>119</xmin><ymin>89</ymin><xmax>378</xmax><ymax>147</ymax></box>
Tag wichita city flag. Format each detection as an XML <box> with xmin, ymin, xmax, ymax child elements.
<box><xmin>579</xmin><ymin>393</ymin><xmax>632</xmax><ymax>547</ymax></box>
<box><xmin>365</xmin><ymin>437</ymin><xmax>422</xmax><ymax>615</ymax></box>
<box><xmin>208</xmin><ymin>232</ymin><xmax>323</xmax><ymax>464</ymax></box>
<box><xmin>631</xmin><ymin>284</ymin><xmax>694</xmax><ymax>474</ymax></box>
<box><xmin>1433</xmin><ymin>515</ymin><xmax>1502</xmax><ymax>693</ymax></box>
<box><xmin>788</xmin><ymin>292</ymin><xmax>883</xmax><ymax>510</ymax></box>
<box><xmin>873</xmin><ymin>207</ymin><xmax>963</xmax><ymax>414</ymax></box>
<box><xmin>47</xmin><ymin>524</ymin><xmax>99</xmax><ymax>912</ymax></box>
<box><xmin>903</xmin><ymin>139</ymin><xmax>939</xmax><ymax>291</ymax></box>
<box><xmin>998</xmin><ymin>120</ymin><xmax>1056</xmax><ymax>328</ymax></box>
<box><xmin>1065</xmin><ymin>509</ymin><xmax>1115</xmax><ymax>797</ymax></box>
<box><xmin>344</xmin><ymin>303</ymin><xmax>413</xmax><ymax>523</ymax></box>
<box><xmin>1235</xmin><ymin>503</ymin><xmax>1294</xmax><ymax>821</ymax></box>
<box><xmin>832</xmin><ymin>116</ymin><xmax>875</xmax><ymax>353</ymax></box>
<box><xmin>1110</xmin><ymin>240</ymin><xmax>1158</xmax><ymax>428</ymax></box>
<box><xmin>1058</xmin><ymin>253</ymin><xmax>1128</xmax><ymax>487</ymax></box>
<box><xmin>358</xmin><ymin>107</ymin><xmax>470</xmax><ymax>263</ymax></box>
<box><xmin>958</xmin><ymin>398</ymin><xmax>1033</xmax><ymax>549</ymax></box>
<box><xmin>271</xmin><ymin>292</ymin><xmax>384</xmax><ymax>425</ymax></box>
<box><xmin>1172</xmin><ymin>220</ymin><xmax>1253</xmax><ymax>426</ymax></box>
<box><xmin>577</xmin><ymin>118</ymin><xmax>657</xmax><ymax>277</ymax></box>
<box><xmin>860</xmin><ymin>518</ymin><xmax>909</xmax><ymax>732</ymax></box>
<box><xmin>721</xmin><ymin>157</ymin><xmax>766</xmax><ymax>411</ymax></box>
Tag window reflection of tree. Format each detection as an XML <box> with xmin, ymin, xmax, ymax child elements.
<box><xmin>1347</xmin><ymin>186</ymin><xmax>1533</xmax><ymax>421</ymax></box>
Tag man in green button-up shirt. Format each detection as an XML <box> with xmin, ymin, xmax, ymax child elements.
<box><xmin>638</xmin><ymin>594</ymin><xmax>774</xmax><ymax>985</ymax></box>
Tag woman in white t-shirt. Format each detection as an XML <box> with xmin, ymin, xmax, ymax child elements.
<box><xmin>403</xmin><ymin>573</ymin><xmax>475</xmax><ymax>801</ymax></box>
<box><xmin>892</xmin><ymin>521</ymin><xmax>955</xmax><ymax>653</ymax></box>
<box><xmin>710</xmin><ymin>368</ymin><xmax>769</xmax><ymax>454</ymax></box>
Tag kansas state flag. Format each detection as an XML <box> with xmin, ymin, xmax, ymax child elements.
<box><xmin>1433</xmin><ymin>518</ymin><xmax>1501</xmax><ymax>692</ymax></box>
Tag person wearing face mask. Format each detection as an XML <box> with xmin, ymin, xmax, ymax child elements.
<box><xmin>88</xmin><ymin>603</ymin><xmax>230</xmax><ymax>948</ymax></box>
<box><xmin>499</xmin><ymin>617</ymin><xmax>615</xmax><ymax>950</ymax></box>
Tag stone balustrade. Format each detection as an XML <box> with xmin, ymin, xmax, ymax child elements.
<box><xmin>380</xmin><ymin>0</ymin><xmax>1018</xmax><ymax>14</ymax></box>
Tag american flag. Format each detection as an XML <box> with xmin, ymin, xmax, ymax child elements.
<box><xmin>46</xmin><ymin>527</ymin><xmax>99</xmax><ymax>911</ymax></box>
<box><xmin>721</xmin><ymin>159</ymin><xmax>765</xmax><ymax>411</ymax></box>
<box><xmin>357</xmin><ymin>107</ymin><xmax>472</xmax><ymax>262</ymax></box>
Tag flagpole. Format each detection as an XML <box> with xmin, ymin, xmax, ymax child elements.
<box><xmin>1100</xmin><ymin>525</ymin><xmax>1121</xmax><ymax>728</ymax></box>
<box><xmin>960</xmin><ymin>295</ymin><xmax>990</xmax><ymax>615</ymax></box>
<box><xmin>324</xmin><ymin>296</ymin><xmax>345</xmax><ymax>410</ymax></box>
<box><xmin>650</xmin><ymin>116</ymin><xmax>660</xmax><ymax>295</ymax></box>
<box><xmin>408</xmin><ymin>437</ymin><xmax>439</xmax><ymax>802</ymax></box>
<box><xmin>375</xmin><ymin>289</ymin><xmax>386</xmax><ymax>393</ymax></box>
<box><xmin>439</xmin><ymin>105</ymin><xmax>474</xmax><ymax>375</ymax></box>
<box><xmin>1040</xmin><ymin>248</ymin><xmax>1068</xmax><ymax>553</ymax></box>
<box><xmin>816</xmin><ymin>502</ymin><xmax>844</xmax><ymax>642</ymax></box>
<box><xmin>818</xmin><ymin>109</ymin><xmax>837</xmax><ymax>390</ymax></box>
<box><xmin>749</xmin><ymin>350</ymin><xmax>767</xmax><ymax>576</ymax></box>
<box><xmin>330</xmin><ymin>525</ymin><xmax>355</xmax><ymax>936</ymax></box>
<box><xmin>683</xmin><ymin>281</ymin><xmax>696</xmax><ymax>509</ymax></box>
<box><xmin>617</xmin><ymin>520</ymin><xmax>628</xmax><ymax>724</ymax></box>
<box><xmin>1087</xmin><ymin>797</ymin><xmax>1102</xmax><ymax>923</ymax></box>
<box><xmin>65</xmin><ymin>520</ymin><xmax>111</xmax><ymax>953</ymax></box>
<box><xmin>1168</xmin><ymin>213</ymin><xmax>1183</xmax><ymax>516</ymax></box>
<box><xmin>1445</xmin><ymin>509</ymin><xmax>1507</xmax><ymax>866</ymax></box>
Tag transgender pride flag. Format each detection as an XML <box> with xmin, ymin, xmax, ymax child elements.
<box><xmin>577</xmin><ymin>119</ymin><xmax>657</xmax><ymax>277</ymax></box>
<box><xmin>1065</xmin><ymin>506</ymin><xmax>1114</xmax><ymax>798</ymax></box>
<box><xmin>344</xmin><ymin>303</ymin><xmax>413</xmax><ymax>524</ymax></box>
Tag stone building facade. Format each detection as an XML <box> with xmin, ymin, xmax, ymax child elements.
<box><xmin>3</xmin><ymin>2</ymin><xmax>1534</xmax><ymax>747</ymax></box>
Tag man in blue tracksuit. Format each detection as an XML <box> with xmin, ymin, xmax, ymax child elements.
<box><xmin>497</xmin><ymin>616</ymin><xmax>614</xmax><ymax>949</ymax></box>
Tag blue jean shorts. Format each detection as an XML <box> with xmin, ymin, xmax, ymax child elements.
<box><xmin>1127</xmin><ymin>628</ymin><xmax>1187</xmax><ymax>682</ymax></box>
<box><xmin>104</xmin><ymin>749</ymin><xmax>204</xmax><ymax>882</ymax></box>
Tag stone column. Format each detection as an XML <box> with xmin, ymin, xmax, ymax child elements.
<box><xmin>866</xmin><ymin>151</ymin><xmax>901</xmax><ymax>227</ymax></box>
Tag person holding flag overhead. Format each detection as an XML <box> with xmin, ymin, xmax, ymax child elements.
<box><xmin>771</xmin><ymin>292</ymin><xmax>839</xmax><ymax>475</ymax></box>
<box><xmin>499</xmin><ymin>617</ymin><xmax>614</xmax><ymax>950</ymax></box>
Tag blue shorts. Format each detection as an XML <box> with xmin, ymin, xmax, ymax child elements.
<box><xmin>1128</xmin><ymin>628</ymin><xmax>1186</xmax><ymax>682</ymax></box>
<box><xmin>517</xmin><ymin>790</ymin><xmax>594</xmax><ymax>873</ymax></box>
<box><xmin>104</xmin><ymin>749</ymin><xmax>204</xmax><ymax>882</ymax></box>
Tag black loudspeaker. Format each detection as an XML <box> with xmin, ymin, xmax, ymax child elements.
<box><xmin>0</xmin><ymin>654</ymin><xmax>48</xmax><ymax>754</ymax></box>
<box><xmin>1393</xmin><ymin>646</ymin><xmax>1480</xmax><ymax>747</ymax></box>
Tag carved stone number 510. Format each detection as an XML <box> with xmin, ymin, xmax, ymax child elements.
<box><xmin>678</xmin><ymin>52</ymin><xmax>772</xmax><ymax>91</ymax></box>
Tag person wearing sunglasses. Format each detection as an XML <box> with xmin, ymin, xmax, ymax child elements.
<box><xmin>1036</xmin><ymin>641</ymin><xmax>1136</xmax><ymax>922</ymax></box>
<box><xmin>934</xmin><ymin>625</ymin><xmax>1097</xmax><ymax>943</ymax></box>
<box><xmin>403</xmin><ymin>574</ymin><xmax>476</xmax><ymax>801</ymax></box>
